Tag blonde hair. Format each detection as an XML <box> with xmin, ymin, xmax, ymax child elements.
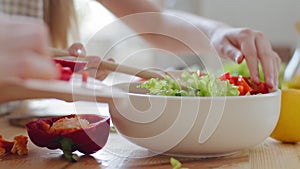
<box><xmin>43</xmin><ymin>0</ymin><xmax>79</xmax><ymax>49</ymax></box>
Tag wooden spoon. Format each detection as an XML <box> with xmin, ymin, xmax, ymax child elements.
<box><xmin>51</xmin><ymin>48</ymin><xmax>189</xmax><ymax>91</ymax></box>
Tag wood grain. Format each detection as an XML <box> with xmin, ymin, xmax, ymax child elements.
<box><xmin>250</xmin><ymin>140</ymin><xmax>300</xmax><ymax>169</ymax></box>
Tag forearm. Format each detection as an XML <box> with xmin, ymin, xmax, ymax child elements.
<box><xmin>97</xmin><ymin>0</ymin><xmax>222</xmax><ymax>55</ymax></box>
<box><xmin>164</xmin><ymin>10</ymin><xmax>229</xmax><ymax>39</ymax></box>
<box><xmin>155</xmin><ymin>10</ymin><xmax>231</xmax><ymax>54</ymax></box>
<box><xmin>98</xmin><ymin>0</ymin><xmax>161</xmax><ymax>16</ymax></box>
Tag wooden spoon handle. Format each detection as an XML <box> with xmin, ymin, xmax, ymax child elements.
<box><xmin>98</xmin><ymin>61</ymin><xmax>165</xmax><ymax>79</ymax></box>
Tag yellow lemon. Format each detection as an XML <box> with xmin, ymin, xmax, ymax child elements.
<box><xmin>270</xmin><ymin>89</ymin><xmax>300</xmax><ymax>143</ymax></box>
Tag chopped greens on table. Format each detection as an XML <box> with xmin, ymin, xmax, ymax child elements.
<box><xmin>170</xmin><ymin>157</ymin><xmax>189</xmax><ymax>169</ymax></box>
<box><xmin>138</xmin><ymin>71</ymin><xmax>270</xmax><ymax>96</ymax></box>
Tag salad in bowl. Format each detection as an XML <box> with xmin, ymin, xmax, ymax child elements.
<box><xmin>109</xmin><ymin>71</ymin><xmax>280</xmax><ymax>157</ymax></box>
<box><xmin>138</xmin><ymin>71</ymin><xmax>269</xmax><ymax>97</ymax></box>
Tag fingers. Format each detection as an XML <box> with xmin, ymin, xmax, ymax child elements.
<box><xmin>67</xmin><ymin>43</ymin><xmax>112</xmax><ymax>80</ymax></box>
<box><xmin>215</xmin><ymin>28</ymin><xmax>281</xmax><ymax>90</ymax></box>
<box><xmin>274</xmin><ymin>54</ymin><xmax>281</xmax><ymax>88</ymax></box>
<box><xmin>0</xmin><ymin>16</ymin><xmax>58</xmax><ymax>81</ymax></box>
<box><xmin>216</xmin><ymin>41</ymin><xmax>245</xmax><ymax>64</ymax></box>
<box><xmin>84</xmin><ymin>56</ymin><xmax>114</xmax><ymax>80</ymax></box>
<box><xmin>271</xmin><ymin>56</ymin><xmax>281</xmax><ymax>90</ymax></box>
<box><xmin>240</xmin><ymin>34</ymin><xmax>260</xmax><ymax>84</ymax></box>
<box><xmin>68</xmin><ymin>43</ymin><xmax>86</xmax><ymax>57</ymax></box>
<box><xmin>255</xmin><ymin>32</ymin><xmax>274</xmax><ymax>88</ymax></box>
<box><xmin>255</xmin><ymin>32</ymin><xmax>281</xmax><ymax>89</ymax></box>
<box><xmin>9</xmin><ymin>54</ymin><xmax>59</xmax><ymax>80</ymax></box>
<box><xmin>85</xmin><ymin>56</ymin><xmax>102</xmax><ymax>68</ymax></box>
<box><xmin>234</xmin><ymin>52</ymin><xmax>244</xmax><ymax>64</ymax></box>
<box><xmin>66</xmin><ymin>43</ymin><xmax>112</xmax><ymax>80</ymax></box>
<box><xmin>8</xmin><ymin>17</ymin><xmax>50</xmax><ymax>58</ymax></box>
<box><xmin>25</xmin><ymin>21</ymin><xmax>50</xmax><ymax>58</ymax></box>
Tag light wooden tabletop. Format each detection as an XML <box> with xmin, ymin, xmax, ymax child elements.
<box><xmin>0</xmin><ymin>99</ymin><xmax>300</xmax><ymax>169</ymax></box>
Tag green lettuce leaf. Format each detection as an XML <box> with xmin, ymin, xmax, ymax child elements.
<box><xmin>138</xmin><ymin>72</ymin><xmax>239</xmax><ymax>97</ymax></box>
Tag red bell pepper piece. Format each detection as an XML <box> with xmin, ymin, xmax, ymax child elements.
<box><xmin>60</xmin><ymin>67</ymin><xmax>73</xmax><ymax>81</ymax></box>
<box><xmin>26</xmin><ymin>114</ymin><xmax>110</xmax><ymax>162</ymax></box>
<box><xmin>236</xmin><ymin>75</ymin><xmax>252</xmax><ymax>95</ymax></box>
<box><xmin>230</xmin><ymin>76</ymin><xmax>269</xmax><ymax>95</ymax></box>
<box><xmin>226</xmin><ymin>75</ymin><xmax>253</xmax><ymax>96</ymax></box>
<box><xmin>198</xmin><ymin>71</ymin><xmax>206</xmax><ymax>77</ymax></box>
<box><xmin>55</xmin><ymin>59</ymin><xmax>90</xmax><ymax>82</ymax></box>
<box><xmin>0</xmin><ymin>136</ymin><xmax>14</xmax><ymax>156</ymax></box>
<box><xmin>53</xmin><ymin>58</ymin><xmax>87</xmax><ymax>72</ymax></box>
<box><xmin>56</xmin><ymin>63</ymin><xmax>72</xmax><ymax>81</ymax></box>
<box><xmin>218</xmin><ymin>72</ymin><xmax>231</xmax><ymax>81</ymax></box>
<box><xmin>81</xmin><ymin>71</ymin><xmax>89</xmax><ymax>83</ymax></box>
<box><xmin>250</xmin><ymin>82</ymin><xmax>269</xmax><ymax>95</ymax></box>
<box><xmin>241</xmin><ymin>77</ymin><xmax>269</xmax><ymax>94</ymax></box>
<box><xmin>0</xmin><ymin>135</ymin><xmax>28</xmax><ymax>156</ymax></box>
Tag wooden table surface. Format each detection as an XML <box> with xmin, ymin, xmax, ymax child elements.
<box><xmin>1</xmin><ymin>99</ymin><xmax>300</xmax><ymax>169</ymax></box>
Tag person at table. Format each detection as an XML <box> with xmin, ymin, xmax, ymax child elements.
<box><xmin>0</xmin><ymin>0</ymin><xmax>280</xmax><ymax>89</ymax></box>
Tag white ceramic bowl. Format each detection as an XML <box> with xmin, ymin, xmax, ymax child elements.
<box><xmin>109</xmin><ymin>83</ymin><xmax>281</xmax><ymax>157</ymax></box>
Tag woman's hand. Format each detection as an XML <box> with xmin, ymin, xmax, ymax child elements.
<box><xmin>0</xmin><ymin>15</ymin><xmax>59</xmax><ymax>81</ymax></box>
<box><xmin>67</xmin><ymin>43</ymin><xmax>112</xmax><ymax>80</ymax></box>
<box><xmin>83</xmin><ymin>56</ymin><xmax>114</xmax><ymax>81</ymax></box>
<box><xmin>95</xmin><ymin>0</ymin><xmax>281</xmax><ymax>89</ymax></box>
<box><xmin>210</xmin><ymin>26</ymin><xmax>281</xmax><ymax>89</ymax></box>
<box><xmin>67</xmin><ymin>43</ymin><xmax>86</xmax><ymax>58</ymax></box>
